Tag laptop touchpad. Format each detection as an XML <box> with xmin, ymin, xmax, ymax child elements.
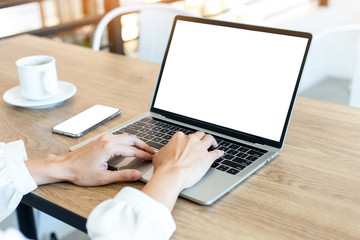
<box><xmin>108</xmin><ymin>156</ymin><xmax>154</xmax><ymax>181</ymax></box>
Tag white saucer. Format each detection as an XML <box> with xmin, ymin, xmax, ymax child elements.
<box><xmin>3</xmin><ymin>81</ymin><xmax>77</xmax><ymax>109</ymax></box>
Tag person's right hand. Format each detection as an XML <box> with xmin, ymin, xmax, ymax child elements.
<box><xmin>153</xmin><ymin>131</ymin><xmax>223</xmax><ymax>190</ymax></box>
<box><xmin>142</xmin><ymin>131</ymin><xmax>224</xmax><ymax>211</ymax></box>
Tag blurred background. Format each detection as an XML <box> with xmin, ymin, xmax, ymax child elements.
<box><xmin>0</xmin><ymin>0</ymin><xmax>328</xmax><ymax>54</ymax></box>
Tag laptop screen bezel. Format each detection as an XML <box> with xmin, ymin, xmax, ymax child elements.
<box><xmin>150</xmin><ymin>16</ymin><xmax>312</xmax><ymax>149</ymax></box>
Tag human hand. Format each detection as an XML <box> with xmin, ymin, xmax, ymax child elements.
<box><xmin>142</xmin><ymin>131</ymin><xmax>224</xmax><ymax>211</ymax></box>
<box><xmin>153</xmin><ymin>131</ymin><xmax>224</xmax><ymax>190</ymax></box>
<box><xmin>25</xmin><ymin>134</ymin><xmax>155</xmax><ymax>186</ymax></box>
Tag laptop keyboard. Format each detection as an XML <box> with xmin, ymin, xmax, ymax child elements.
<box><xmin>112</xmin><ymin>117</ymin><xmax>267</xmax><ymax>176</ymax></box>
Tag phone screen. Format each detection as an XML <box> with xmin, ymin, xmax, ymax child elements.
<box><xmin>52</xmin><ymin>105</ymin><xmax>121</xmax><ymax>137</ymax></box>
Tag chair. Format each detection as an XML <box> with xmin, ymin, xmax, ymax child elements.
<box><xmin>299</xmin><ymin>24</ymin><xmax>360</xmax><ymax>108</ymax></box>
<box><xmin>92</xmin><ymin>4</ymin><xmax>195</xmax><ymax>63</ymax></box>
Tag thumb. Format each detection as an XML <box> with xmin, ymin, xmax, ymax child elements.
<box><xmin>104</xmin><ymin>169</ymin><xmax>142</xmax><ymax>183</ymax></box>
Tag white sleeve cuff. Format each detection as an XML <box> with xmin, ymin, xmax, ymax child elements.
<box><xmin>3</xmin><ymin>140</ymin><xmax>37</xmax><ymax>194</ymax></box>
<box><xmin>0</xmin><ymin>140</ymin><xmax>37</xmax><ymax>221</ymax></box>
<box><xmin>87</xmin><ymin>187</ymin><xmax>176</xmax><ymax>240</ymax></box>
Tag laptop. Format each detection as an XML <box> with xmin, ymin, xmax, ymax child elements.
<box><xmin>71</xmin><ymin>16</ymin><xmax>312</xmax><ymax>205</ymax></box>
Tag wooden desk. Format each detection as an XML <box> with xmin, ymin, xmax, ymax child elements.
<box><xmin>1</xmin><ymin>35</ymin><xmax>359</xmax><ymax>240</ymax></box>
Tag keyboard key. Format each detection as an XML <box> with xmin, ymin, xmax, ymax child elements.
<box><xmin>211</xmin><ymin>162</ymin><xmax>220</xmax><ymax>168</ymax></box>
<box><xmin>229</xmin><ymin>143</ymin><xmax>240</xmax><ymax>149</ymax></box>
<box><xmin>127</xmin><ymin>124</ymin><xmax>142</xmax><ymax>130</ymax></box>
<box><xmin>159</xmin><ymin>129</ymin><xmax>169</xmax><ymax>133</ymax></box>
<box><xmin>148</xmin><ymin>131</ymin><xmax>157</xmax><ymax>135</ymax></box>
<box><xmin>223</xmin><ymin>154</ymin><xmax>234</xmax><ymax>160</ymax></box>
<box><xmin>137</xmin><ymin>128</ymin><xmax>148</xmax><ymax>133</ymax></box>
<box><xmin>132</xmin><ymin>121</ymin><xmax>146</xmax><ymax>127</ymax></box>
<box><xmin>148</xmin><ymin>119</ymin><xmax>158</xmax><ymax>124</ymax></box>
<box><xmin>233</xmin><ymin>157</ymin><xmax>252</xmax><ymax>166</ymax></box>
<box><xmin>163</xmin><ymin>134</ymin><xmax>172</xmax><ymax>140</ymax></box>
<box><xmin>221</xmin><ymin>160</ymin><xmax>245</xmax><ymax>170</ymax></box>
<box><xmin>140</xmin><ymin>118</ymin><xmax>152</xmax><ymax>123</ymax></box>
<box><xmin>154</xmin><ymin>133</ymin><xmax>165</xmax><ymax>137</ymax></box>
<box><xmin>238</xmin><ymin>153</ymin><xmax>248</xmax><ymax>159</ymax></box>
<box><xmin>169</xmin><ymin>126</ymin><xmax>180</xmax><ymax>131</ymax></box>
<box><xmin>215</xmin><ymin>158</ymin><xmax>223</xmax><ymax>163</ymax></box>
<box><xmin>136</xmin><ymin>132</ymin><xmax>147</xmax><ymax>138</ymax></box>
<box><xmin>138</xmin><ymin>137</ymin><xmax>147</xmax><ymax>142</ymax></box>
<box><xmin>152</xmin><ymin>126</ymin><xmax>161</xmax><ymax>131</ymax></box>
<box><xmin>152</xmin><ymin>137</ymin><xmax>162</xmax><ymax>142</ymax></box>
<box><xmin>141</xmin><ymin>129</ymin><xmax>150</xmax><ymax>133</ymax></box>
<box><xmin>220</xmin><ymin>141</ymin><xmax>231</xmax><ymax>147</ymax></box>
<box><xmin>216</xmin><ymin>165</ymin><xmax>230</xmax><ymax>172</ymax></box>
<box><xmin>247</xmin><ymin>150</ymin><xmax>264</xmax><ymax>157</ymax></box>
<box><xmin>123</xmin><ymin>127</ymin><xmax>138</xmax><ymax>135</ymax></box>
<box><xmin>147</xmin><ymin>141</ymin><xmax>163</xmax><ymax>150</ymax></box>
<box><xmin>227</xmin><ymin>149</ymin><xmax>239</xmax><ymax>156</ymax></box>
<box><xmin>246</xmin><ymin>155</ymin><xmax>258</xmax><ymax>161</ymax></box>
<box><xmin>182</xmin><ymin>129</ymin><xmax>191</xmax><ymax>134</ymax></box>
<box><xmin>160</xmin><ymin>140</ymin><xmax>168</xmax><ymax>145</ymax></box>
<box><xmin>227</xmin><ymin>168</ymin><xmax>240</xmax><ymax>175</ymax></box>
<box><xmin>218</xmin><ymin>146</ymin><xmax>229</xmax><ymax>152</ymax></box>
<box><xmin>239</xmin><ymin>147</ymin><xmax>249</xmax><ymax>152</ymax></box>
<box><xmin>168</xmin><ymin>131</ymin><xmax>176</xmax><ymax>135</ymax></box>
<box><xmin>113</xmin><ymin>129</ymin><xmax>124</xmax><ymax>135</ymax></box>
<box><xmin>144</xmin><ymin>134</ymin><xmax>154</xmax><ymax>140</ymax></box>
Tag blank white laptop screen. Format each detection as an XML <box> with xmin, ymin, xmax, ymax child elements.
<box><xmin>153</xmin><ymin>20</ymin><xmax>309</xmax><ymax>142</ymax></box>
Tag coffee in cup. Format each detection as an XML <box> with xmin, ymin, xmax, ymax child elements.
<box><xmin>16</xmin><ymin>55</ymin><xmax>59</xmax><ymax>101</ymax></box>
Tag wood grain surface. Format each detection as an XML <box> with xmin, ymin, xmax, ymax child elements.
<box><xmin>1</xmin><ymin>35</ymin><xmax>359</xmax><ymax>240</ymax></box>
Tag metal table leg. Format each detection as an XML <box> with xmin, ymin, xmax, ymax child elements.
<box><xmin>16</xmin><ymin>202</ymin><xmax>37</xmax><ymax>240</ymax></box>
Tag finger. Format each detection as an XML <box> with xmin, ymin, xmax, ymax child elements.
<box><xmin>193</xmin><ymin>131</ymin><xmax>205</xmax><ymax>139</ymax></box>
<box><xmin>208</xmin><ymin>149</ymin><xmax>224</xmax><ymax>161</ymax></box>
<box><xmin>108</xmin><ymin>134</ymin><xmax>154</xmax><ymax>154</ymax></box>
<box><xmin>115</xmin><ymin>134</ymin><xmax>156</xmax><ymax>155</ymax></box>
<box><xmin>113</xmin><ymin>145</ymin><xmax>154</xmax><ymax>160</ymax></box>
<box><xmin>172</xmin><ymin>131</ymin><xmax>185</xmax><ymax>138</ymax></box>
<box><xmin>201</xmin><ymin>134</ymin><xmax>218</xmax><ymax>148</ymax></box>
<box><xmin>130</xmin><ymin>136</ymin><xmax>156</xmax><ymax>155</ymax></box>
<box><xmin>103</xmin><ymin>169</ymin><xmax>142</xmax><ymax>184</ymax></box>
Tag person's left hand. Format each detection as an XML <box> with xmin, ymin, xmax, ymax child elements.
<box><xmin>25</xmin><ymin>134</ymin><xmax>156</xmax><ymax>186</ymax></box>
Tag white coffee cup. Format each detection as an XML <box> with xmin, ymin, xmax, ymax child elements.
<box><xmin>16</xmin><ymin>55</ymin><xmax>59</xmax><ymax>101</ymax></box>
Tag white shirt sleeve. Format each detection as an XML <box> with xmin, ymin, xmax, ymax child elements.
<box><xmin>0</xmin><ymin>140</ymin><xmax>37</xmax><ymax>222</ymax></box>
<box><xmin>87</xmin><ymin>187</ymin><xmax>176</xmax><ymax>240</ymax></box>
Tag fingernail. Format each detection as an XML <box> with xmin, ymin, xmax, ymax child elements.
<box><xmin>133</xmin><ymin>171</ymin><xmax>142</xmax><ymax>179</ymax></box>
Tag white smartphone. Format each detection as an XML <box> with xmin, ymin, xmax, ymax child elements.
<box><xmin>52</xmin><ymin>105</ymin><xmax>121</xmax><ymax>137</ymax></box>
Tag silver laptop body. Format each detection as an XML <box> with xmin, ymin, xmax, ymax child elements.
<box><xmin>71</xmin><ymin>16</ymin><xmax>312</xmax><ymax>205</ymax></box>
